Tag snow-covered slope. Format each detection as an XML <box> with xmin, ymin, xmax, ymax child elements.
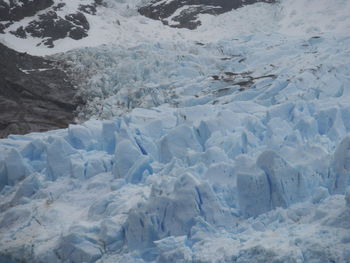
<box><xmin>0</xmin><ymin>0</ymin><xmax>350</xmax><ymax>262</ymax></box>
<box><xmin>138</xmin><ymin>0</ymin><xmax>276</xmax><ymax>29</ymax></box>
<box><xmin>0</xmin><ymin>0</ymin><xmax>107</xmax><ymax>53</ymax></box>
<box><xmin>1</xmin><ymin>0</ymin><xmax>349</xmax><ymax>55</ymax></box>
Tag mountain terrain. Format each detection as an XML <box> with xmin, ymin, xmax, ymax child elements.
<box><xmin>0</xmin><ymin>42</ymin><xmax>79</xmax><ymax>138</ymax></box>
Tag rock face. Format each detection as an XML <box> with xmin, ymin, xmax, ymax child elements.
<box><xmin>0</xmin><ymin>43</ymin><xmax>79</xmax><ymax>137</ymax></box>
<box><xmin>1</xmin><ymin>0</ymin><xmax>102</xmax><ymax>47</ymax></box>
<box><xmin>139</xmin><ymin>0</ymin><xmax>275</xmax><ymax>29</ymax></box>
<box><xmin>0</xmin><ymin>0</ymin><xmax>54</xmax><ymax>22</ymax></box>
<box><xmin>12</xmin><ymin>11</ymin><xmax>90</xmax><ymax>48</ymax></box>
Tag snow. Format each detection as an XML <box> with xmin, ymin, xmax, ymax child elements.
<box><xmin>1</xmin><ymin>0</ymin><xmax>350</xmax><ymax>56</ymax></box>
<box><xmin>278</xmin><ymin>0</ymin><xmax>350</xmax><ymax>36</ymax></box>
<box><xmin>1</xmin><ymin>0</ymin><xmax>350</xmax><ymax>262</ymax></box>
<box><xmin>163</xmin><ymin>5</ymin><xmax>201</xmax><ymax>26</ymax></box>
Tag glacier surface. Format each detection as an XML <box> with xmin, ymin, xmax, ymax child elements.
<box><xmin>1</xmin><ymin>0</ymin><xmax>350</xmax><ymax>262</ymax></box>
<box><xmin>1</xmin><ymin>96</ymin><xmax>350</xmax><ymax>262</ymax></box>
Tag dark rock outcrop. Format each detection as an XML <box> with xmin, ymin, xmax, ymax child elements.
<box><xmin>53</xmin><ymin>3</ymin><xmax>66</xmax><ymax>11</ymax></box>
<box><xmin>1</xmin><ymin>0</ymin><xmax>103</xmax><ymax>47</ymax></box>
<box><xmin>79</xmin><ymin>4</ymin><xmax>97</xmax><ymax>15</ymax></box>
<box><xmin>17</xmin><ymin>11</ymin><xmax>90</xmax><ymax>47</ymax></box>
<box><xmin>139</xmin><ymin>0</ymin><xmax>275</xmax><ymax>29</ymax></box>
<box><xmin>0</xmin><ymin>43</ymin><xmax>80</xmax><ymax>138</ymax></box>
<box><xmin>0</xmin><ymin>0</ymin><xmax>54</xmax><ymax>22</ymax></box>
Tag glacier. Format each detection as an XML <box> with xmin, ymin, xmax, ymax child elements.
<box><xmin>1</xmin><ymin>96</ymin><xmax>350</xmax><ymax>262</ymax></box>
<box><xmin>1</xmin><ymin>0</ymin><xmax>350</xmax><ymax>262</ymax></box>
<box><xmin>57</xmin><ymin>33</ymin><xmax>350</xmax><ymax>122</ymax></box>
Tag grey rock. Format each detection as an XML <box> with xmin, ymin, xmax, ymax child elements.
<box><xmin>21</xmin><ymin>11</ymin><xmax>89</xmax><ymax>47</ymax></box>
<box><xmin>0</xmin><ymin>0</ymin><xmax>54</xmax><ymax>22</ymax></box>
<box><xmin>0</xmin><ymin>43</ymin><xmax>81</xmax><ymax>138</ymax></box>
<box><xmin>139</xmin><ymin>0</ymin><xmax>275</xmax><ymax>29</ymax></box>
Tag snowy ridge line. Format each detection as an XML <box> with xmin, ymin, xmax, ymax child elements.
<box><xmin>0</xmin><ymin>96</ymin><xmax>350</xmax><ymax>262</ymax></box>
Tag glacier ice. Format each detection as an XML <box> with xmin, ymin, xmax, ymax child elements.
<box><xmin>346</xmin><ymin>188</ymin><xmax>350</xmax><ymax>208</ymax></box>
<box><xmin>1</xmin><ymin>94</ymin><xmax>350</xmax><ymax>262</ymax></box>
<box><xmin>237</xmin><ymin>159</ymin><xmax>270</xmax><ymax>218</ymax></box>
<box><xmin>331</xmin><ymin>136</ymin><xmax>350</xmax><ymax>194</ymax></box>
<box><xmin>1</xmin><ymin>0</ymin><xmax>350</xmax><ymax>261</ymax></box>
<box><xmin>256</xmin><ymin>150</ymin><xmax>307</xmax><ymax>208</ymax></box>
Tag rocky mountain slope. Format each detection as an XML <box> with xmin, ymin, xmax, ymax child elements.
<box><xmin>139</xmin><ymin>0</ymin><xmax>275</xmax><ymax>29</ymax></box>
<box><xmin>0</xmin><ymin>43</ymin><xmax>78</xmax><ymax>138</ymax></box>
<box><xmin>0</xmin><ymin>0</ymin><xmax>102</xmax><ymax>48</ymax></box>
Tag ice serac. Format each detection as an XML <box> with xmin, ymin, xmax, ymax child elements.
<box><xmin>0</xmin><ymin>157</ymin><xmax>6</xmax><ymax>191</ymax></box>
<box><xmin>346</xmin><ymin>187</ymin><xmax>350</xmax><ymax>208</ymax></box>
<box><xmin>113</xmin><ymin>138</ymin><xmax>152</xmax><ymax>183</ymax></box>
<box><xmin>4</xmin><ymin>148</ymin><xmax>30</xmax><ymax>187</ymax></box>
<box><xmin>330</xmin><ymin>135</ymin><xmax>350</xmax><ymax>194</ymax></box>
<box><xmin>257</xmin><ymin>150</ymin><xmax>306</xmax><ymax>209</ymax></box>
<box><xmin>55</xmin><ymin>232</ymin><xmax>102</xmax><ymax>263</ymax></box>
<box><xmin>125</xmin><ymin>173</ymin><xmax>227</xmax><ymax>251</ymax></box>
<box><xmin>98</xmin><ymin>219</ymin><xmax>125</xmax><ymax>251</ymax></box>
<box><xmin>102</xmin><ymin>120</ymin><xmax>120</xmax><ymax>154</ymax></box>
<box><xmin>237</xmin><ymin>156</ymin><xmax>271</xmax><ymax>217</ymax></box>
<box><xmin>159</xmin><ymin>124</ymin><xmax>202</xmax><ymax>163</ymax></box>
<box><xmin>10</xmin><ymin>174</ymin><xmax>40</xmax><ymax>205</ymax></box>
<box><xmin>68</xmin><ymin>124</ymin><xmax>94</xmax><ymax>150</ymax></box>
<box><xmin>46</xmin><ymin>136</ymin><xmax>77</xmax><ymax>180</ymax></box>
